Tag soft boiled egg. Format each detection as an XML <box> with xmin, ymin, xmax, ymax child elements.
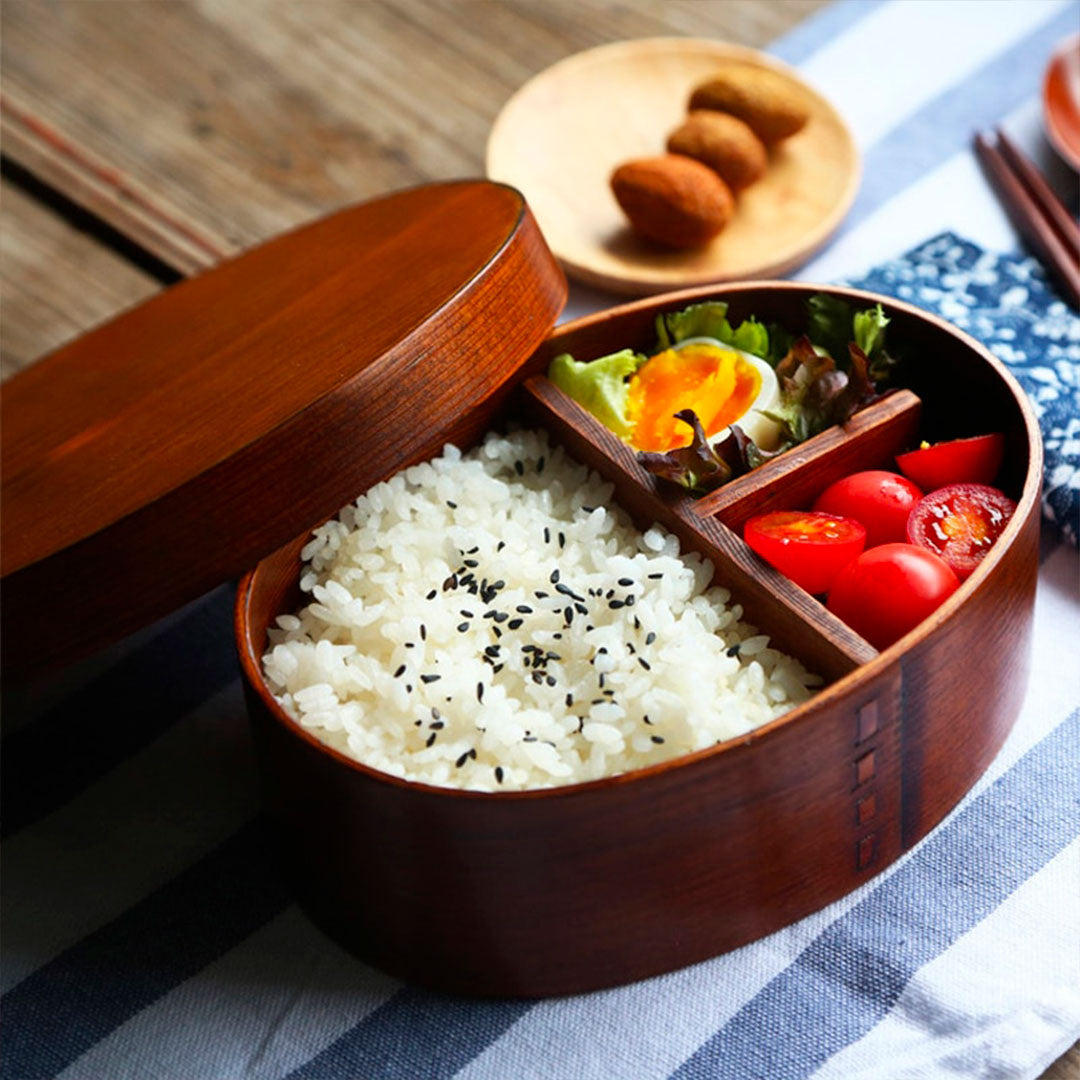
<box><xmin>625</xmin><ymin>337</ymin><xmax>781</xmax><ymax>453</ymax></box>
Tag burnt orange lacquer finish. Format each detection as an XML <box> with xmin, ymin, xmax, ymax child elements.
<box><xmin>1</xmin><ymin>182</ymin><xmax>566</xmax><ymax>673</ymax></box>
<box><xmin>236</xmin><ymin>282</ymin><xmax>1042</xmax><ymax>996</ymax></box>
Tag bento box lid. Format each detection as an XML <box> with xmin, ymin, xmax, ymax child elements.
<box><xmin>1</xmin><ymin>180</ymin><xmax>567</xmax><ymax>676</ymax></box>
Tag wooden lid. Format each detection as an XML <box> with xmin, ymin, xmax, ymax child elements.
<box><xmin>1</xmin><ymin>180</ymin><xmax>567</xmax><ymax>674</ymax></box>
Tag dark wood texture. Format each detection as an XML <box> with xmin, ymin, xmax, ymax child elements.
<box><xmin>691</xmin><ymin>389</ymin><xmax>923</xmax><ymax>531</ymax></box>
<box><xmin>236</xmin><ymin>281</ymin><xmax>1042</xmax><ymax>996</ymax></box>
<box><xmin>0</xmin><ymin>181</ymin><xmax>566</xmax><ymax>674</ymax></box>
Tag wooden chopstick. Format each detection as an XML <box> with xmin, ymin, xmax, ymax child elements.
<box><xmin>974</xmin><ymin>130</ymin><xmax>1080</xmax><ymax>308</ymax></box>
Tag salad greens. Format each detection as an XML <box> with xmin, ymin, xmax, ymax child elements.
<box><xmin>547</xmin><ymin>294</ymin><xmax>899</xmax><ymax>494</ymax></box>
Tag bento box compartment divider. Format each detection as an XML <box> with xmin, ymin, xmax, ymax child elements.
<box><xmin>692</xmin><ymin>390</ymin><xmax>923</xmax><ymax>532</ymax></box>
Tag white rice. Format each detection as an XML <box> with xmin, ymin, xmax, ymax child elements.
<box><xmin>262</xmin><ymin>429</ymin><xmax>822</xmax><ymax>791</ymax></box>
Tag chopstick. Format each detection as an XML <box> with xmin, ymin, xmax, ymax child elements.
<box><xmin>974</xmin><ymin>128</ymin><xmax>1080</xmax><ymax>308</ymax></box>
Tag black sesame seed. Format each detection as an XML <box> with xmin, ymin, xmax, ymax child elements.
<box><xmin>432</xmin><ymin>707</ymin><xmax>441</xmax><ymax>718</ymax></box>
<box><xmin>603</xmin><ymin>689</ymin><xmax>615</xmax><ymax>697</ymax></box>
<box><xmin>535</xmin><ymin>591</ymin><xmax>549</xmax><ymax>599</ymax></box>
<box><xmin>598</xmin><ymin>673</ymin><xmax>605</xmax><ymax>688</ymax></box>
<box><xmin>646</xmin><ymin>632</ymin><xmax>657</xmax><ymax>645</ymax></box>
<box><xmin>609</xmin><ymin>600</ymin><xmax>625</xmax><ymax>609</ymax></box>
<box><xmin>564</xmin><ymin>607</ymin><xmax>574</xmax><ymax>623</ymax></box>
<box><xmin>443</xmin><ymin>574</ymin><xmax>457</xmax><ymax>590</ymax></box>
<box><xmin>575</xmin><ymin>603</ymin><xmax>588</xmax><ymax>616</ymax></box>
<box><xmin>477</xmin><ymin>683</ymin><xmax>485</xmax><ymax>703</ymax></box>
<box><xmin>421</xmin><ymin>674</ymin><xmax>441</xmax><ymax>684</ymax></box>
<box><xmin>625</xmin><ymin>596</ymin><xmax>636</xmax><ymax>607</ymax></box>
<box><xmin>726</xmin><ymin>644</ymin><xmax>741</xmax><ymax>657</ymax></box>
<box><xmin>457</xmin><ymin>622</ymin><xmax>470</xmax><ymax>633</ymax></box>
<box><xmin>463</xmin><ymin>559</ymin><xmax>478</xmax><ymax>568</ymax></box>
<box><xmin>598</xmin><ymin>646</ymin><xmax>608</xmax><ymax>654</ymax></box>
<box><xmin>446</xmin><ymin>500</ymin><xmax>457</xmax><ymax>509</ymax></box>
<box><xmin>514</xmin><ymin>460</ymin><xmax>524</xmax><ymax>476</ymax></box>
<box><xmin>546</xmin><ymin>675</ymin><xmax>557</xmax><ymax>686</ymax></box>
<box><xmin>550</xmin><ymin>569</ymin><xmax>560</xmax><ymax>584</ymax></box>
<box><xmin>430</xmin><ymin>721</ymin><xmax>445</xmax><ymax>730</ymax></box>
<box><xmin>558</xmin><ymin>532</ymin><xmax>565</xmax><ymax>548</ymax></box>
<box><xmin>591</xmin><ymin>699</ymin><xmax>605</xmax><ymax>705</ymax></box>
<box><xmin>606</xmin><ymin>589</ymin><xmax>614</xmax><ymax>599</ymax></box>
<box><xmin>618</xmin><ymin>578</ymin><xmax>634</xmax><ymax>587</ymax></box>
<box><xmin>414</xmin><ymin>719</ymin><xmax>423</xmax><ymax>726</ymax></box>
<box><xmin>648</xmin><ymin>572</ymin><xmax>663</xmax><ymax>580</ymax></box>
<box><xmin>492</xmin><ymin>626</ymin><xmax>503</xmax><ymax>638</ymax></box>
<box><xmin>405</xmin><ymin>684</ymin><xmax>413</xmax><ymax>693</ymax></box>
<box><xmin>643</xmin><ymin>714</ymin><xmax>653</xmax><ymax>725</ymax></box>
<box><xmin>508</xmin><ymin>619</ymin><xmax>523</xmax><ymax>630</ymax></box>
<box><xmin>484</xmin><ymin>645</ymin><xmax>500</xmax><ymax>657</ymax></box>
<box><xmin>565</xmin><ymin>692</ymin><xmax>574</xmax><ymax>707</ymax></box>
<box><xmin>586</xmin><ymin>624</ymin><xmax>595</xmax><ymax>632</ymax></box>
<box><xmin>544</xmin><ymin>527</ymin><xmax>551</xmax><ymax>543</ymax></box>
<box><xmin>537</xmin><ymin>456</ymin><xmax>545</xmax><ymax>474</ymax></box>
<box><xmin>426</xmin><ymin>733</ymin><xmax>437</xmax><ymax>748</ymax></box>
<box><xmin>627</xmin><ymin>643</ymin><xmax>636</xmax><ymax>654</ymax></box>
<box><xmin>405</xmin><ymin>642</ymin><xmax>415</xmax><ymax>648</ymax></box>
<box><xmin>495</xmin><ymin>766</ymin><xmax>504</xmax><ymax>783</ymax></box>
<box><xmin>582</xmin><ymin>505</ymin><xmax>595</xmax><ymax>513</ymax></box>
<box><xmin>456</xmin><ymin>751</ymin><xmax>470</xmax><ymax>768</ymax></box>
<box><xmin>394</xmin><ymin>664</ymin><xmax>406</xmax><ymax>678</ymax></box>
<box><xmin>633</xmin><ymin>616</ymin><xmax>641</xmax><ymax>630</ymax></box>
<box><xmin>638</xmin><ymin>658</ymin><xmax>651</xmax><ymax>671</ymax></box>
<box><xmin>461</xmin><ymin>609</ymin><xmax>474</xmax><ymax>618</ymax></box>
<box><xmin>553</xmin><ymin>633</ymin><xmax>562</xmax><ymax>639</ymax></box>
<box><xmin>515</xmin><ymin>605</ymin><xmax>532</xmax><ymax>614</ymax></box>
<box><xmin>426</xmin><ymin>589</ymin><xmax>437</xmax><ymax>600</ymax></box>
<box><xmin>497</xmin><ymin>541</ymin><xmax>506</xmax><ymax>551</ymax></box>
<box><xmin>523</xmin><ymin>735</ymin><xmax>537</xmax><ymax>743</ymax></box>
<box><xmin>651</xmin><ymin>735</ymin><xmax>665</xmax><ymax>745</ymax></box>
<box><xmin>420</xmin><ymin>624</ymin><xmax>427</xmax><ymax>641</ymax></box>
<box><xmin>492</xmin><ymin>580</ymin><xmax>505</xmax><ymax>591</ymax></box>
<box><xmin>492</xmin><ymin>664</ymin><xmax>504</xmax><ymax>674</ymax></box>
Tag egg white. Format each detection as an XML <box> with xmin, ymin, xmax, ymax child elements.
<box><xmin>672</xmin><ymin>337</ymin><xmax>781</xmax><ymax>449</ymax></box>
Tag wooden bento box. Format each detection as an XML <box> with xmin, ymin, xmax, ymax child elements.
<box><xmin>2</xmin><ymin>181</ymin><xmax>1042</xmax><ymax>999</ymax></box>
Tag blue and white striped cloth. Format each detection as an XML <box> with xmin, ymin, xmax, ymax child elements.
<box><xmin>3</xmin><ymin>2</ymin><xmax>1078</xmax><ymax>1077</ymax></box>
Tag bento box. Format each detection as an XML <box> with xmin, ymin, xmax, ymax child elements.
<box><xmin>1</xmin><ymin>180</ymin><xmax>1041</xmax><ymax>998</ymax></box>
<box><xmin>231</xmin><ymin>189</ymin><xmax>1041</xmax><ymax>997</ymax></box>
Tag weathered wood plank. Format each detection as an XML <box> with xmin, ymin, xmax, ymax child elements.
<box><xmin>0</xmin><ymin>177</ymin><xmax>160</xmax><ymax>380</ymax></box>
<box><xmin>1</xmin><ymin>0</ymin><xmax>826</xmax><ymax>274</ymax></box>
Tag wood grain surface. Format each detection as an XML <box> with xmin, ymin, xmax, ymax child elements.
<box><xmin>0</xmin><ymin>0</ymin><xmax>825</xmax><ymax>372</ymax></box>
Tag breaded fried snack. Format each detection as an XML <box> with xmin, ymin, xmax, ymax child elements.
<box><xmin>610</xmin><ymin>154</ymin><xmax>734</xmax><ymax>248</ymax></box>
<box><xmin>666</xmin><ymin>110</ymin><xmax>768</xmax><ymax>190</ymax></box>
<box><xmin>689</xmin><ymin>65</ymin><xmax>809</xmax><ymax>144</ymax></box>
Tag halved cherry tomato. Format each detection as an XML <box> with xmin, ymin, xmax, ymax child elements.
<box><xmin>907</xmin><ymin>483</ymin><xmax>1015</xmax><ymax>579</ymax></box>
<box><xmin>827</xmin><ymin>543</ymin><xmax>960</xmax><ymax>650</ymax></box>
<box><xmin>895</xmin><ymin>433</ymin><xmax>1005</xmax><ymax>489</ymax></box>
<box><xmin>744</xmin><ymin>511</ymin><xmax>866</xmax><ymax>594</ymax></box>
<box><xmin>812</xmin><ymin>470</ymin><xmax>923</xmax><ymax>548</ymax></box>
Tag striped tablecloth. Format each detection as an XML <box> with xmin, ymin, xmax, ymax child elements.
<box><xmin>3</xmin><ymin>2</ymin><xmax>1078</xmax><ymax>1077</ymax></box>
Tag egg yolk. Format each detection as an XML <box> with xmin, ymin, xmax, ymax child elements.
<box><xmin>626</xmin><ymin>344</ymin><xmax>763</xmax><ymax>452</ymax></box>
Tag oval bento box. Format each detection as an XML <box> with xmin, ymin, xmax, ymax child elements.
<box><xmin>232</xmin><ymin>193</ymin><xmax>1043</xmax><ymax>998</ymax></box>
<box><xmin>1</xmin><ymin>180</ymin><xmax>1042</xmax><ymax>999</ymax></box>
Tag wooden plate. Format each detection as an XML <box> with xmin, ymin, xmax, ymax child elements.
<box><xmin>1043</xmin><ymin>34</ymin><xmax>1080</xmax><ymax>171</ymax></box>
<box><xmin>486</xmin><ymin>38</ymin><xmax>860</xmax><ymax>296</ymax></box>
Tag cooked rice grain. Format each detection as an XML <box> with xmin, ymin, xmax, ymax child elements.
<box><xmin>263</xmin><ymin>430</ymin><xmax>821</xmax><ymax>790</ymax></box>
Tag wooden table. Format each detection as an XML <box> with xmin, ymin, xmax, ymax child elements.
<box><xmin>1</xmin><ymin>3</ymin><xmax>1076</xmax><ymax>1076</ymax></box>
<box><xmin>0</xmin><ymin>0</ymin><xmax>826</xmax><ymax>376</ymax></box>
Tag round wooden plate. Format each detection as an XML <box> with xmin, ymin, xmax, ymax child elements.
<box><xmin>486</xmin><ymin>38</ymin><xmax>860</xmax><ymax>296</ymax></box>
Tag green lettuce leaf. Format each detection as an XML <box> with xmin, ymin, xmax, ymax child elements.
<box><xmin>547</xmin><ymin>349</ymin><xmax>645</xmax><ymax>439</ymax></box>
<box><xmin>654</xmin><ymin>301</ymin><xmax>770</xmax><ymax>359</ymax></box>
<box><xmin>854</xmin><ymin>303</ymin><xmax>889</xmax><ymax>358</ymax></box>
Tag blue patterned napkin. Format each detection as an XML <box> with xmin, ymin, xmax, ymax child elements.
<box><xmin>848</xmin><ymin>232</ymin><xmax>1080</xmax><ymax>545</ymax></box>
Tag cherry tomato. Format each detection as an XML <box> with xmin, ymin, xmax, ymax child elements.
<box><xmin>907</xmin><ymin>483</ymin><xmax>1015</xmax><ymax>580</ymax></box>
<box><xmin>744</xmin><ymin>511</ymin><xmax>866</xmax><ymax>594</ymax></box>
<box><xmin>827</xmin><ymin>543</ymin><xmax>960</xmax><ymax>650</ymax></box>
<box><xmin>812</xmin><ymin>470</ymin><xmax>923</xmax><ymax>548</ymax></box>
<box><xmin>895</xmin><ymin>433</ymin><xmax>1005</xmax><ymax>489</ymax></box>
